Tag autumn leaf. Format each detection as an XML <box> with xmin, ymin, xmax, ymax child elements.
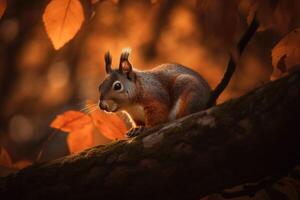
<box><xmin>50</xmin><ymin>111</ymin><xmax>92</xmax><ymax>132</ymax></box>
<box><xmin>0</xmin><ymin>147</ymin><xmax>12</xmax><ymax>168</ymax></box>
<box><xmin>91</xmin><ymin>110</ymin><xmax>127</xmax><ymax>140</ymax></box>
<box><xmin>43</xmin><ymin>0</ymin><xmax>84</xmax><ymax>50</ymax></box>
<box><xmin>12</xmin><ymin>160</ymin><xmax>32</xmax><ymax>170</ymax></box>
<box><xmin>67</xmin><ymin>124</ymin><xmax>94</xmax><ymax>153</ymax></box>
<box><xmin>271</xmin><ymin>28</ymin><xmax>300</xmax><ymax>80</ymax></box>
<box><xmin>0</xmin><ymin>147</ymin><xmax>32</xmax><ymax>176</ymax></box>
<box><xmin>50</xmin><ymin>109</ymin><xmax>128</xmax><ymax>154</ymax></box>
<box><xmin>0</xmin><ymin>0</ymin><xmax>6</xmax><ymax>19</ymax></box>
<box><xmin>50</xmin><ymin>110</ymin><xmax>94</xmax><ymax>153</ymax></box>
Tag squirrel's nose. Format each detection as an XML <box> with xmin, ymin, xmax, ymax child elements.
<box><xmin>99</xmin><ymin>100</ymin><xmax>108</xmax><ymax>111</ymax></box>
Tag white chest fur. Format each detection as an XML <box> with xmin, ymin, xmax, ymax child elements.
<box><xmin>122</xmin><ymin>104</ymin><xmax>145</xmax><ymax>125</ymax></box>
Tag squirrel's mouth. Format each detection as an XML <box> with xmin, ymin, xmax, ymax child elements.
<box><xmin>99</xmin><ymin>100</ymin><xmax>118</xmax><ymax>112</ymax></box>
<box><xmin>108</xmin><ymin>104</ymin><xmax>118</xmax><ymax>112</ymax></box>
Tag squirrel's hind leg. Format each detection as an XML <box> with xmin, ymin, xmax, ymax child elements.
<box><xmin>169</xmin><ymin>95</ymin><xmax>198</xmax><ymax>120</ymax></box>
<box><xmin>170</xmin><ymin>75</ymin><xmax>209</xmax><ymax>120</ymax></box>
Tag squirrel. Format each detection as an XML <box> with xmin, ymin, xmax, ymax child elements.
<box><xmin>98</xmin><ymin>17</ymin><xmax>259</xmax><ymax>137</ymax></box>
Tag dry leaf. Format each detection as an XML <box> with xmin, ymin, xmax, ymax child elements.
<box><xmin>0</xmin><ymin>147</ymin><xmax>12</xmax><ymax>168</ymax></box>
<box><xmin>43</xmin><ymin>0</ymin><xmax>84</xmax><ymax>50</ymax></box>
<box><xmin>12</xmin><ymin>160</ymin><xmax>32</xmax><ymax>169</ymax></box>
<box><xmin>0</xmin><ymin>147</ymin><xmax>32</xmax><ymax>173</ymax></box>
<box><xmin>51</xmin><ymin>111</ymin><xmax>94</xmax><ymax>153</ymax></box>
<box><xmin>0</xmin><ymin>0</ymin><xmax>6</xmax><ymax>19</ymax></box>
<box><xmin>50</xmin><ymin>109</ymin><xmax>128</xmax><ymax>153</ymax></box>
<box><xmin>50</xmin><ymin>110</ymin><xmax>92</xmax><ymax>132</ymax></box>
<box><xmin>0</xmin><ymin>148</ymin><xmax>32</xmax><ymax>176</ymax></box>
<box><xmin>67</xmin><ymin>124</ymin><xmax>94</xmax><ymax>153</ymax></box>
<box><xmin>91</xmin><ymin>110</ymin><xmax>127</xmax><ymax>140</ymax></box>
<box><xmin>271</xmin><ymin>28</ymin><xmax>300</xmax><ymax>80</ymax></box>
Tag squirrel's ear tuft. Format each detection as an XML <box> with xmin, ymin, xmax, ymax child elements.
<box><xmin>119</xmin><ymin>48</ymin><xmax>132</xmax><ymax>74</ymax></box>
<box><xmin>105</xmin><ymin>51</ymin><xmax>112</xmax><ymax>74</ymax></box>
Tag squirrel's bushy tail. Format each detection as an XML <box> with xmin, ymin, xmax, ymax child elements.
<box><xmin>206</xmin><ymin>16</ymin><xmax>259</xmax><ymax>108</ymax></box>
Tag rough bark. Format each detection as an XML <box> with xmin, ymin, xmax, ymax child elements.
<box><xmin>1</xmin><ymin>71</ymin><xmax>300</xmax><ymax>200</ymax></box>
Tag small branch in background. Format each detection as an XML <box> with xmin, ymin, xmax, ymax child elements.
<box><xmin>142</xmin><ymin>0</ymin><xmax>178</xmax><ymax>60</ymax></box>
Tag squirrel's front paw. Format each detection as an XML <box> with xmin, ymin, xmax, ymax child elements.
<box><xmin>126</xmin><ymin>126</ymin><xmax>144</xmax><ymax>138</ymax></box>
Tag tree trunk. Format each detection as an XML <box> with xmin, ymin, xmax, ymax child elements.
<box><xmin>1</xmin><ymin>71</ymin><xmax>300</xmax><ymax>200</ymax></box>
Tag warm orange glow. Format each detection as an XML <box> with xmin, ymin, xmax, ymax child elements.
<box><xmin>1</xmin><ymin>0</ymin><xmax>299</xmax><ymax>176</ymax></box>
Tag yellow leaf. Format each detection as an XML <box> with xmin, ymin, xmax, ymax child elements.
<box><xmin>43</xmin><ymin>0</ymin><xmax>84</xmax><ymax>50</ymax></box>
<box><xmin>271</xmin><ymin>28</ymin><xmax>300</xmax><ymax>80</ymax></box>
<box><xmin>0</xmin><ymin>0</ymin><xmax>7</xmax><ymax>19</ymax></box>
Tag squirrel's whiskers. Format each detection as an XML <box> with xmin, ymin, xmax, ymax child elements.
<box><xmin>87</xmin><ymin>107</ymin><xmax>99</xmax><ymax>114</ymax></box>
<box><xmin>80</xmin><ymin>103</ymin><xmax>98</xmax><ymax>114</ymax></box>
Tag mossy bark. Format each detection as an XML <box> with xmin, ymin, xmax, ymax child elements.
<box><xmin>1</xmin><ymin>71</ymin><xmax>300</xmax><ymax>200</ymax></box>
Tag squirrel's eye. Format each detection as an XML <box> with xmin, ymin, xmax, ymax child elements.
<box><xmin>112</xmin><ymin>81</ymin><xmax>123</xmax><ymax>91</ymax></box>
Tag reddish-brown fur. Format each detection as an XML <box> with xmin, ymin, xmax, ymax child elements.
<box><xmin>143</xmin><ymin>99</ymin><xmax>170</xmax><ymax>127</ymax></box>
<box><xmin>132</xmin><ymin>65</ymin><xmax>211</xmax><ymax>127</ymax></box>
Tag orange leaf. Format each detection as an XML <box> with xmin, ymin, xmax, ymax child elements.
<box><xmin>12</xmin><ymin>160</ymin><xmax>32</xmax><ymax>170</ymax></box>
<box><xmin>0</xmin><ymin>147</ymin><xmax>12</xmax><ymax>168</ymax></box>
<box><xmin>91</xmin><ymin>110</ymin><xmax>127</xmax><ymax>140</ymax></box>
<box><xmin>50</xmin><ymin>110</ymin><xmax>92</xmax><ymax>132</ymax></box>
<box><xmin>50</xmin><ymin>108</ymin><xmax>128</xmax><ymax>154</ymax></box>
<box><xmin>271</xmin><ymin>28</ymin><xmax>300</xmax><ymax>80</ymax></box>
<box><xmin>43</xmin><ymin>0</ymin><xmax>84</xmax><ymax>50</ymax></box>
<box><xmin>67</xmin><ymin>124</ymin><xmax>94</xmax><ymax>154</ymax></box>
<box><xmin>0</xmin><ymin>0</ymin><xmax>6</xmax><ymax>19</ymax></box>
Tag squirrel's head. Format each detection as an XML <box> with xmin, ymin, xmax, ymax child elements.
<box><xmin>98</xmin><ymin>48</ymin><xmax>138</xmax><ymax>112</ymax></box>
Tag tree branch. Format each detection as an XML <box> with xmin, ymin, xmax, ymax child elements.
<box><xmin>1</xmin><ymin>71</ymin><xmax>300</xmax><ymax>200</ymax></box>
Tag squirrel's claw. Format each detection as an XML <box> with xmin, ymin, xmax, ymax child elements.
<box><xmin>126</xmin><ymin>126</ymin><xmax>144</xmax><ymax>138</ymax></box>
